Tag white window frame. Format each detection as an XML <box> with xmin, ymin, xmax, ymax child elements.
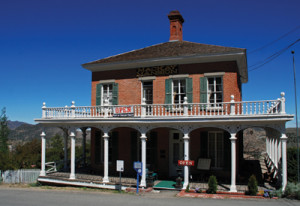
<box><xmin>171</xmin><ymin>78</ymin><xmax>186</xmax><ymax>104</ymax></box>
<box><xmin>207</xmin><ymin>76</ymin><xmax>223</xmax><ymax>107</ymax></box>
<box><xmin>101</xmin><ymin>83</ymin><xmax>113</xmax><ymax>106</ymax></box>
<box><xmin>141</xmin><ymin>81</ymin><xmax>153</xmax><ymax>104</ymax></box>
<box><xmin>207</xmin><ymin>131</ymin><xmax>224</xmax><ymax>169</ymax></box>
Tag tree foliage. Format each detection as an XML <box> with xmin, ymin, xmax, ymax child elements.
<box><xmin>12</xmin><ymin>139</ymin><xmax>41</xmax><ymax>169</ymax></box>
<box><xmin>46</xmin><ymin>133</ymin><xmax>64</xmax><ymax>162</ymax></box>
<box><xmin>0</xmin><ymin>107</ymin><xmax>9</xmax><ymax>154</ymax></box>
<box><xmin>287</xmin><ymin>147</ymin><xmax>299</xmax><ymax>182</ymax></box>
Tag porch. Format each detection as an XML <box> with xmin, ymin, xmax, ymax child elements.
<box><xmin>38</xmin><ymin>167</ymin><xmax>275</xmax><ymax>193</ymax></box>
<box><xmin>35</xmin><ymin>93</ymin><xmax>293</xmax><ymax>192</ymax></box>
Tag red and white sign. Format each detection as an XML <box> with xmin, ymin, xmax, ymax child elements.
<box><xmin>178</xmin><ymin>160</ymin><xmax>194</xmax><ymax>166</ymax></box>
<box><xmin>113</xmin><ymin>106</ymin><xmax>134</xmax><ymax>117</ymax></box>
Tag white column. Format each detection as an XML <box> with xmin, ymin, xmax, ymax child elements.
<box><xmin>271</xmin><ymin>138</ymin><xmax>274</xmax><ymax>163</ymax></box>
<box><xmin>103</xmin><ymin>132</ymin><xmax>110</xmax><ymax>183</ymax></box>
<box><xmin>266</xmin><ymin>137</ymin><xmax>269</xmax><ymax>156</ymax></box>
<box><xmin>230</xmin><ymin>133</ymin><xmax>237</xmax><ymax>192</ymax></box>
<box><xmin>274</xmin><ymin>138</ymin><xmax>278</xmax><ymax>168</ymax></box>
<box><xmin>140</xmin><ymin>133</ymin><xmax>147</xmax><ymax>188</ymax></box>
<box><xmin>69</xmin><ymin>131</ymin><xmax>76</xmax><ymax>179</ymax></box>
<box><xmin>183</xmin><ymin>133</ymin><xmax>190</xmax><ymax>189</ymax></box>
<box><xmin>278</xmin><ymin>140</ymin><xmax>281</xmax><ymax>165</ymax></box>
<box><xmin>63</xmin><ymin>130</ymin><xmax>68</xmax><ymax>172</ymax></box>
<box><xmin>270</xmin><ymin>138</ymin><xmax>272</xmax><ymax>162</ymax></box>
<box><xmin>281</xmin><ymin>134</ymin><xmax>288</xmax><ymax>191</ymax></box>
<box><xmin>40</xmin><ymin>131</ymin><xmax>46</xmax><ymax>176</ymax></box>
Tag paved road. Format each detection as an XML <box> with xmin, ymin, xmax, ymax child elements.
<box><xmin>0</xmin><ymin>187</ymin><xmax>299</xmax><ymax>206</ymax></box>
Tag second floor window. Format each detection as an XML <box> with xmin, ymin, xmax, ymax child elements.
<box><xmin>96</xmin><ymin>82</ymin><xmax>118</xmax><ymax>106</ymax></box>
<box><xmin>173</xmin><ymin>79</ymin><xmax>186</xmax><ymax>104</ymax></box>
<box><xmin>200</xmin><ymin>76</ymin><xmax>223</xmax><ymax>107</ymax></box>
<box><xmin>208</xmin><ymin>77</ymin><xmax>223</xmax><ymax>106</ymax></box>
<box><xmin>165</xmin><ymin>77</ymin><xmax>193</xmax><ymax>105</ymax></box>
<box><xmin>102</xmin><ymin>84</ymin><xmax>113</xmax><ymax>105</ymax></box>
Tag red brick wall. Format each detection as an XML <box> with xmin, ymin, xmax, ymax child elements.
<box><xmin>91</xmin><ymin>61</ymin><xmax>242</xmax><ymax>106</ymax></box>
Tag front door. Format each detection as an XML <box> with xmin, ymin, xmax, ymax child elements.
<box><xmin>169</xmin><ymin>131</ymin><xmax>183</xmax><ymax>177</ymax></box>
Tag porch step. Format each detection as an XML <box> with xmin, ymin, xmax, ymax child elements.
<box><xmin>153</xmin><ymin>180</ymin><xmax>180</xmax><ymax>190</ymax></box>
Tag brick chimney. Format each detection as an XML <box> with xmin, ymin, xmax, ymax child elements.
<box><xmin>168</xmin><ymin>10</ymin><xmax>184</xmax><ymax>41</ymax></box>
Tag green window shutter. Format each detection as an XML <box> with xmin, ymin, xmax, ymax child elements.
<box><xmin>96</xmin><ymin>84</ymin><xmax>102</xmax><ymax>105</ymax></box>
<box><xmin>112</xmin><ymin>83</ymin><xmax>119</xmax><ymax>105</ymax></box>
<box><xmin>131</xmin><ymin>131</ymin><xmax>138</xmax><ymax>162</ymax></box>
<box><xmin>165</xmin><ymin>79</ymin><xmax>172</xmax><ymax>104</ymax></box>
<box><xmin>186</xmin><ymin>77</ymin><xmax>193</xmax><ymax>104</ymax></box>
<box><xmin>200</xmin><ymin>131</ymin><xmax>208</xmax><ymax>158</ymax></box>
<box><xmin>200</xmin><ymin>77</ymin><xmax>208</xmax><ymax>103</ymax></box>
<box><xmin>112</xmin><ymin>131</ymin><xmax>119</xmax><ymax>162</ymax></box>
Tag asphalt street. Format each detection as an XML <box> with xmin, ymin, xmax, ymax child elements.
<box><xmin>0</xmin><ymin>187</ymin><xmax>299</xmax><ymax>206</ymax></box>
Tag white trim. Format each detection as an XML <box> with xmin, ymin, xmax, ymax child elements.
<box><xmin>101</xmin><ymin>83</ymin><xmax>113</xmax><ymax>106</ymax></box>
<box><xmin>171</xmin><ymin>78</ymin><xmax>187</xmax><ymax>104</ymax></box>
<box><xmin>207</xmin><ymin>76</ymin><xmax>223</xmax><ymax>105</ymax></box>
<box><xmin>169</xmin><ymin>74</ymin><xmax>189</xmax><ymax>79</ymax></box>
<box><xmin>38</xmin><ymin>177</ymin><xmax>128</xmax><ymax>190</ymax></box>
<box><xmin>141</xmin><ymin>81</ymin><xmax>153</xmax><ymax>104</ymax></box>
<box><xmin>204</xmin><ymin>72</ymin><xmax>225</xmax><ymax>77</ymax></box>
<box><xmin>138</xmin><ymin>76</ymin><xmax>156</xmax><ymax>81</ymax></box>
<box><xmin>99</xmin><ymin>79</ymin><xmax>115</xmax><ymax>84</ymax></box>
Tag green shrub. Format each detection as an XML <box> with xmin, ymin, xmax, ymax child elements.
<box><xmin>284</xmin><ymin>182</ymin><xmax>300</xmax><ymax>200</ymax></box>
<box><xmin>185</xmin><ymin>184</ymin><xmax>190</xmax><ymax>193</ymax></box>
<box><xmin>207</xmin><ymin>175</ymin><xmax>218</xmax><ymax>194</ymax></box>
<box><xmin>247</xmin><ymin>175</ymin><xmax>258</xmax><ymax>196</ymax></box>
<box><xmin>29</xmin><ymin>181</ymin><xmax>42</xmax><ymax>187</ymax></box>
<box><xmin>287</xmin><ymin>147</ymin><xmax>299</xmax><ymax>182</ymax></box>
<box><xmin>271</xmin><ymin>189</ymin><xmax>282</xmax><ymax>198</ymax></box>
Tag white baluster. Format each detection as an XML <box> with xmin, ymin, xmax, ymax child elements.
<box><xmin>158</xmin><ymin>105</ymin><xmax>160</xmax><ymax>116</ymax></box>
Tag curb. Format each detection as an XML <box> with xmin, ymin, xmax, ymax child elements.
<box><xmin>177</xmin><ymin>190</ymin><xmax>278</xmax><ymax>199</ymax></box>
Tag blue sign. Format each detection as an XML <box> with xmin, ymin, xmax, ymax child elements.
<box><xmin>133</xmin><ymin>161</ymin><xmax>143</xmax><ymax>194</ymax></box>
<box><xmin>134</xmin><ymin>161</ymin><xmax>142</xmax><ymax>175</ymax></box>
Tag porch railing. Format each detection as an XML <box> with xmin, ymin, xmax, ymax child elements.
<box><xmin>41</xmin><ymin>93</ymin><xmax>286</xmax><ymax>119</ymax></box>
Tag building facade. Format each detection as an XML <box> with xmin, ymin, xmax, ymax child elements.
<box><xmin>36</xmin><ymin>11</ymin><xmax>293</xmax><ymax>192</ymax></box>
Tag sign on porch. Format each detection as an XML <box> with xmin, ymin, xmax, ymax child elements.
<box><xmin>116</xmin><ymin>160</ymin><xmax>124</xmax><ymax>172</ymax></box>
<box><xmin>113</xmin><ymin>106</ymin><xmax>134</xmax><ymax>117</ymax></box>
<box><xmin>178</xmin><ymin>160</ymin><xmax>194</xmax><ymax>166</ymax></box>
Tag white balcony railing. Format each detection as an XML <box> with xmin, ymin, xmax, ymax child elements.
<box><xmin>41</xmin><ymin>93</ymin><xmax>286</xmax><ymax>119</ymax></box>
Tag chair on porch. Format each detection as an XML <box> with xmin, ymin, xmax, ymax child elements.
<box><xmin>146</xmin><ymin>168</ymin><xmax>158</xmax><ymax>180</ymax></box>
<box><xmin>195</xmin><ymin>158</ymin><xmax>211</xmax><ymax>182</ymax></box>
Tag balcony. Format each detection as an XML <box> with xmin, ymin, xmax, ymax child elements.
<box><xmin>37</xmin><ymin>93</ymin><xmax>291</xmax><ymax>124</ymax></box>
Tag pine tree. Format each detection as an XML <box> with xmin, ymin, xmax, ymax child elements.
<box><xmin>0</xmin><ymin>107</ymin><xmax>9</xmax><ymax>154</ymax></box>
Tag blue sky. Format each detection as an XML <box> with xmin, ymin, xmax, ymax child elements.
<box><xmin>1</xmin><ymin>0</ymin><xmax>300</xmax><ymax>127</ymax></box>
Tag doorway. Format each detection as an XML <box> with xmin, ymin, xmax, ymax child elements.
<box><xmin>142</xmin><ymin>81</ymin><xmax>153</xmax><ymax>115</ymax></box>
<box><xmin>169</xmin><ymin>130</ymin><xmax>183</xmax><ymax>177</ymax></box>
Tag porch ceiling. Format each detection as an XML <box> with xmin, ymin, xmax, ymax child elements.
<box><xmin>35</xmin><ymin>114</ymin><xmax>293</xmax><ymax>132</ymax></box>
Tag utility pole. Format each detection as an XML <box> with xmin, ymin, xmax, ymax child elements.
<box><xmin>292</xmin><ymin>50</ymin><xmax>299</xmax><ymax>182</ymax></box>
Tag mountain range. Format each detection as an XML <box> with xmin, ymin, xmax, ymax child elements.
<box><xmin>7</xmin><ymin>120</ymin><xmax>90</xmax><ymax>142</ymax></box>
